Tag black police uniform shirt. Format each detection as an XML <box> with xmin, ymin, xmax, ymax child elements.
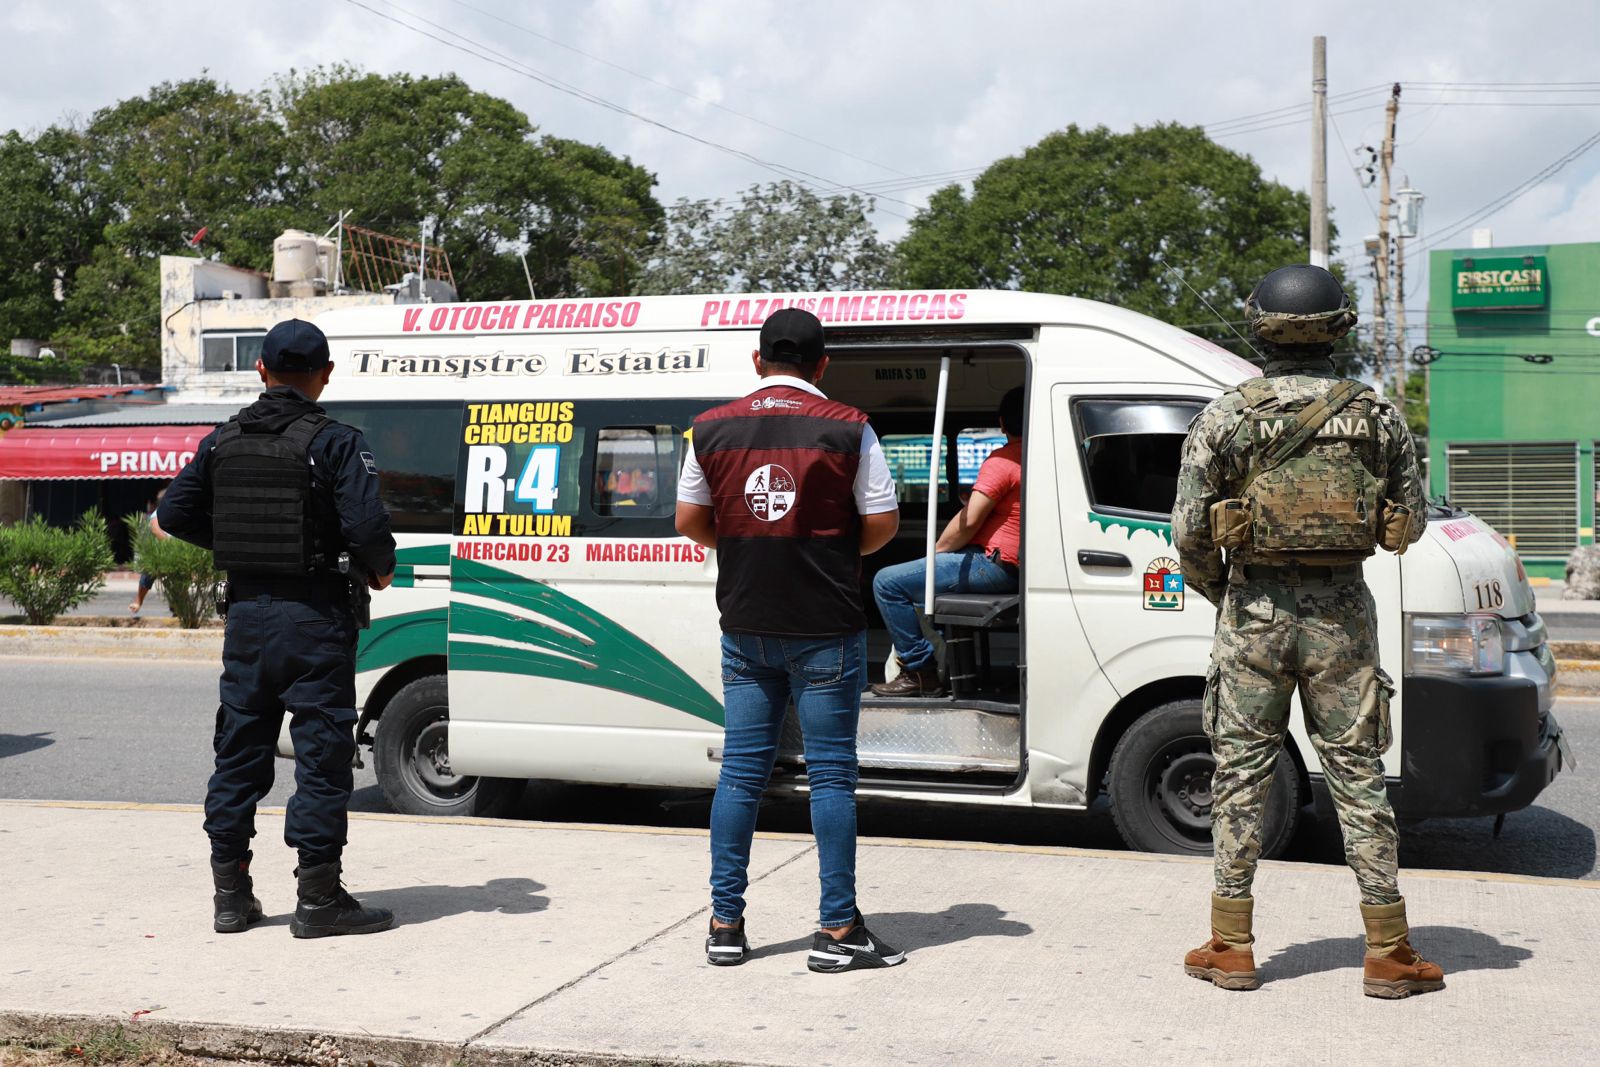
<box><xmin>159</xmin><ymin>386</ymin><xmax>397</xmax><ymax>579</ymax></box>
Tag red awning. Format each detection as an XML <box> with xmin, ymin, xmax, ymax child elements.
<box><xmin>0</xmin><ymin>386</ymin><xmax>155</xmax><ymax>407</ymax></box>
<box><xmin>0</xmin><ymin>425</ymin><xmax>215</xmax><ymax>480</ymax></box>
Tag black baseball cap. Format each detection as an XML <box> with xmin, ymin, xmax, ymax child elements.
<box><xmin>261</xmin><ymin>319</ymin><xmax>331</xmax><ymax>372</ymax></box>
<box><xmin>759</xmin><ymin>307</ymin><xmax>825</xmax><ymax>364</ymax></box>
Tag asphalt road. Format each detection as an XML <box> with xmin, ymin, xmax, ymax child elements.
<box><xmin>1</xmin><ymin>656</ymin><xmax>1593</xmax><ymax>880</ymax></box>
<box><xmin>1543</xmin><ymin>611</ymin><xmax>1600</xmax><ymax>643</ymax></box>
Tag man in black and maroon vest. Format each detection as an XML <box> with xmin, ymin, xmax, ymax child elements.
<box><xmin>676</xmin><ymin>307</ymin><xmax>904</xmax><ymax>973</ymax></box>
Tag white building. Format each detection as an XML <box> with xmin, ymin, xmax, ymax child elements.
<box><xmin>159</xmin><ymin>255</ymin><xmax>392</xmax><ymax>403</ymax></box>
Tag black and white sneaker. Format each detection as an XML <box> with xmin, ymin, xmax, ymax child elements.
<box><xmin>807</xmin><ymin>911</ymin><xmax>905</xmax><ymax>973</ymax></box>
<box><xmin>706</xmin><ymin>917</ymin><xmax>749</xmax><ymax>966</ymax></box>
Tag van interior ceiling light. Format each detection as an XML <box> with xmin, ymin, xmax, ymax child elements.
<box><xmin>1406</xmin><ymin>615</ymin><xmax>1505</xmax><ymax>677</ymax></box>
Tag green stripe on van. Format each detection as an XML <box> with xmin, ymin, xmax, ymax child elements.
<box><xmin>1087</xmin><ymin>511</ymin><xmax>1173</xmax><ymax>544</ymax></box>
<box><xmin>448</xmin><ymin>556</ymin><xmax>724</xmax><ymax>726</ymax></box>
<box><xmin>395</xmin><ymin>544</ymin><xmax>451</xmax><ymax>566</ymax></box>
<box><xmin>357</xmin><ymin>607</ymin><xmax>447</xmax><ymax>673</ymax></box>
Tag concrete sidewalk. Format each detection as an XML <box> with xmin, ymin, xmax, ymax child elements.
<box><xmin>2</xmin><ymin>802</ymin><xmax>1597</xmax><ymax>1066</ymax></box>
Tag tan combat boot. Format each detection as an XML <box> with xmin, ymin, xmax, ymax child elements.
<box><xmin>1184</xmin><ymin>894</ymin><xmax>1260</xmax><ymax>990</ymax></box>
<box><xmin>1360</xmin><ymin>900</ymin><xmax>1445</xmax><ymax>999</ymax></box>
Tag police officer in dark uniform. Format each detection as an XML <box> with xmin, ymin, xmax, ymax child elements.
<box><xmin>160</xmin><ymin>318</ymin><xmax>397</xmax><ymax>939</ymax></box>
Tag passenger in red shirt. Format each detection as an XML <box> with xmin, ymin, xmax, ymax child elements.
<box><xmin>871</xmin><ymin>387</ymin><xmax>1023</xmax><ymax>697</ymax></box>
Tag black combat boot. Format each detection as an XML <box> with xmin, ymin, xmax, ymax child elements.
<box><xmin>211</xmin><ymin>852</ymin><xmax>265</xmax><ymax>934</ymax></box>
<box><xmin>290</xmin><ymin>860</ymin><xmax>395</xmax><ymax>939</ymax></box>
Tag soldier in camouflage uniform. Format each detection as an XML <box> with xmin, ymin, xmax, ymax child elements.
<box><xmin>1173</xmin><ymin>264</ymin><xmax>1444</xmax><ymax>999</ymax></box>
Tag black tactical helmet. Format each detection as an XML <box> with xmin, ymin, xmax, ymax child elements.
<box><xmin>1244</xmin><ymin>264</ymin><xmax>1357</xmax><ymax>345</ymax></box>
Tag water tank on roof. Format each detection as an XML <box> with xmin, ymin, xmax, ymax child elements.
<box><xmin>273</xmin><ymin>230</ymin><xmax>321</xmax><ymax>283</ymax></box>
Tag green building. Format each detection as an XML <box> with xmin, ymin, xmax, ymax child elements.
<box><xmin>1426</xmin><ymin>240</ymin><xmax>1600</xmax><ymax>578</ymax></box>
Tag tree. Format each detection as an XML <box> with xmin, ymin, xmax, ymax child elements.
<box><xmin>0</xmin><ymin>68</ymin><xmax>664</xmax><ymax>385</ymax></box>
<box><xmin>0</xmin><ymin>126</ymin><xmax>112</xmax><ymax>351</ymax></box>
<box><xmin>895</xmin><ymin>124</ymin><xmax>1321</xmax><ymax>357</ymax></box>
<box><xmin>637</xmin><ymin>180</ymin><xmax>894</xmax><ymax>295</ymax></box>
<box><xmin>87</xmin><ymin>77</ymin><xmax>291</xmax><ymax>268</ymax></box>
<box><xmin>275</xmin><ymin>69</ymin><xmax>661</xmax><ymax>299</ymax></box>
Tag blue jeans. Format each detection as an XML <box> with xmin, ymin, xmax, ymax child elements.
<box><xmin>711</xmin><ymin>631</ymin><xmax>866</xmax><ymax>929</ymax></box>
<box><xmin>873</xmin><ymin>550</ymin><xmax>1019</xmax><ymax>671</ymax></box>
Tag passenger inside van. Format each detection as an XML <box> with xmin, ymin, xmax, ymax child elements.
<box><xmin>869</xmin><ymin>386</ymin><xmax>1024</xmax><ymax>697</ymax></box>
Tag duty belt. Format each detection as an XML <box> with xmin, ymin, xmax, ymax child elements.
<box><xmin>1231</xmin><ymin>562</ymin><xmax>1363</xmax><ymax>586</ymax></box>
<box><xmin>227</xmin><ymin>573</ymin><xmax>351</xmax><ymax>599</ymax></box>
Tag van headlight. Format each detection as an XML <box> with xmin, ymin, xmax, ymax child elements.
<box><xmin>1406</xmin><ymin>614</ymin><xmax>1505</xmax><ymax>677</ymax></box>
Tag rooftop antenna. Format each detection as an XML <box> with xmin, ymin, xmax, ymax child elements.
<box><xmin>322</xmin><ymin>209</ymin><xmax>352</xmax><ymax>292</ymax></box>
<box><xmin>519</xmin><ymin>251</ymin><xmax>537</xmax><ymax>300</ymax></box>
<box><xmin>1156</xmin><ymin>257</ymin><xmax>1263</xmax><ymax>362</ymax></box>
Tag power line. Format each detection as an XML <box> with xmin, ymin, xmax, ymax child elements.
<box><xmin>1418</xmin><ymin>128</ymin><xmax>1600</xmax><ymax>252</ymax></box>
<box><xmin>1200</xmin><ymin>84</ymin><xmax>1390</xmax><ymax>131</ymax></box>
<box><xmin>1329</xmin><ymin>110</ymin><xmax>1379</xmax><ymax>217</ymax></box>
<box><xmin>344</xmin><ymin>0</ymin><xmax>918</xmax><ymax>219</ymax></box>
<box><xmin>1403</xmin><ymin>81</ymin><xmax>1600</xmax><ymax>89</ymax></box>
<box><xmin>444</xmin><ymin>0</ymin><xmax>912</xmax><ymax>178</ymax></box>
<box><xmin>1209</xmin><ymin>104</ymin><xmax>1384</xmax><ymax>139</ymax></box>
<box><xmin>1401</xmin><ymin>100</ymin><xmax>1600</xmax><ymax>108</ymax></box>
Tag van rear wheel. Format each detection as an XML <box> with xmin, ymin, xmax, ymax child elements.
<box><xmin>373</xmin><ymin>675</ymin><xmax>523</xmax><ymax>818</ymax></box>
<box><xmin>1107</xmin><ymin>698</ymin><xmax>1300</xmax><ymax>859</ymax></box>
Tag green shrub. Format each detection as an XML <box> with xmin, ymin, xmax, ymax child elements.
<box><xmin>126</xmin><ymin>512</ymin><xmax>222</xmax><ymax>629</ymax></box>
<box><xmin>0</xmin><ymin>511</ymin><xmax>115</xmax><ymax>624</ymax></box>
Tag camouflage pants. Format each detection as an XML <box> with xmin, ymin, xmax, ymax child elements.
<box><xmin>1204</xmin><ymin>577</ymin><xmax>1400</xmax><ymax>905</ymax></box>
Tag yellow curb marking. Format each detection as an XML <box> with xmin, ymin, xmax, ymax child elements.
<box><xmin>6</xmin><ymin>799</ymin><xmax>1595</xmax><ymax>891</ymax></box>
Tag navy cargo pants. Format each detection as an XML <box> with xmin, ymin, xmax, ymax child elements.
<box><xmin>204</xmin><ymin>581</ymin><xmax>359</xmax><ymax>866</ymax></box>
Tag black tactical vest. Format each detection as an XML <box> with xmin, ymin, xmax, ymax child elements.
<box><xmin>210</xmin><ymin>413</ymin><xmax>332</xmax><ymax>576</ymax></box>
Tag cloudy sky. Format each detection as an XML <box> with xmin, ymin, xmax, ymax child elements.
<box><xmin>4</xmin><ymin>0</ymin><xmax>1599</xmax><ymax>319</ymax></box>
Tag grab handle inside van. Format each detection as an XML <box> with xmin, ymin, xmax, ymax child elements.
<box><xmin>925</xmin><ymin>353</ymin><xmax>952</xmax><ymax>612</ymax></box>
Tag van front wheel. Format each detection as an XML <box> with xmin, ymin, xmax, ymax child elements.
<box><xmin>373</xmin><ymin>675</ymin><xmax>523</xmax><ymax>819</ymax></box>
<box><xmin>1107</xmin><ymin>699</ymin><xmax>1300</xmax><ymax>859</ymax></box>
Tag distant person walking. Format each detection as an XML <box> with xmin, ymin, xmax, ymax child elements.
<box><xmin>676</xmin><ymin>308</ymin><xmax>904</xmax><ymax>972</ymax></box>
<box><xmin>129</xmin><ymin>490</ymin><xmax>169</xmax><ymax>614</ymax></box>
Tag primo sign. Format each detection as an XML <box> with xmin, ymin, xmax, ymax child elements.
<box><xmin>1452</xmin><ymin>255</ymin><xmax>1548</xmax><ymax>311</ymax></box>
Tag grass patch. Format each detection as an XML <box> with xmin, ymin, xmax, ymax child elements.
<box><xmin>0</xmin><ymin>1026</ymin><xmax>192</xmax><ymax>1067</ymax></box>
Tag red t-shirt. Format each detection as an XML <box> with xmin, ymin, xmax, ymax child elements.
<box><xmin>971</xmin><ymin>440</ymin><xmax>1022</xmax><ymax>565</ymax></box>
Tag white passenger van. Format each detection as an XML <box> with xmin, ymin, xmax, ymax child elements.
<box><xmin>305</xmin><ymin>289</ymin><xmax>1571</xmax><ymax>856</ymax></box>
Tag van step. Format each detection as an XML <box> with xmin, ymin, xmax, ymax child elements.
<box><xmin>779</xmin><ymin>701</ymin><xmax>1021</xmax><ymax>775</ymax></box>
<box><xmin>861</xmin><ymin>695</ymin><xmax>1020</xmax><ymax>716</ymax></box>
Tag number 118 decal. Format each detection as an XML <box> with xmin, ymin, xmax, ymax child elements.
<box><xmin>1473</xmin><ymin>578</ymin><xmax>1505</xmax><ymax>611</ymax></box>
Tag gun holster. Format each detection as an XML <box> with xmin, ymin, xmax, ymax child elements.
<box><xmin>1378</xmin><ymin>501</ymin><xmax>1416</xmax><ymax>555</ymax></box>
<box><xmin>336</xmin><ymin>551</ymin><xmax>373</xmax><ymax>630</ymax></box>
<box><xmin>1210</xmin><ymin>499</ymin><xmax>1252</xmax><ymax>550</ymax></box>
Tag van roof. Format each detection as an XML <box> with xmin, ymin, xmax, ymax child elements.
<box><xmin>311</xmin><ymin>289</ymin><xmax>1259</xmax><ymax>388</ymax></box>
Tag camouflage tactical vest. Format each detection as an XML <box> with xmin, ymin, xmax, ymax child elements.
<box><xmin>1234</xmin><ymin>378</ymin><xmax>1382</xmax><ymax>558</ymax></box>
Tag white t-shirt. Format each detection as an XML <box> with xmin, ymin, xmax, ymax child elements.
<box><xmin>676</xmin><ymin>376</ymin><xmax>898</xmax><ymax>515</ymax></box>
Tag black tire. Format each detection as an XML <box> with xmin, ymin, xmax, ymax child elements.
<box><xmin>373</xmin><ymin>675</ymin><xmax>523</xmax><ymax>818</ymax></box>
<box><xmin>1107</xmin><ymin>698</ymin><xmax>1301</xmax><ymax>859</ymax></box>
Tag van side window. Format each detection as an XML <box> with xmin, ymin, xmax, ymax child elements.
<box><xmin>593</xmin><ymin>426</ymin><xmax>681</xmax><ymax>518</ymax></box>
<box><xmin>1074</xmin><ymin>399</ymin><xmax>1207</xmax><ymax>518</ymax></box>
<box><xmin>321</xmin><ymin>400</ymin><xmax>461</xmax><ymax>533</ymax></box>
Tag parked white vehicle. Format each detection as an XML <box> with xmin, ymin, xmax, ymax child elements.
<box><xmin>291</xmin><ymin>289</ymin><xmax>1569</xmax><ymax>856</ymax></box>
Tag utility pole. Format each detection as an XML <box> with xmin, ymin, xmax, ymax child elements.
<box><xmin>1310</xmin><ymin>36</ymin><xmax>1329</xmax><ymax>269</ymax></box>
<box><xmin>1375</xmin><ymin>83</ymin><xmax>1400</xmax><ymax>396</ymax></box>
